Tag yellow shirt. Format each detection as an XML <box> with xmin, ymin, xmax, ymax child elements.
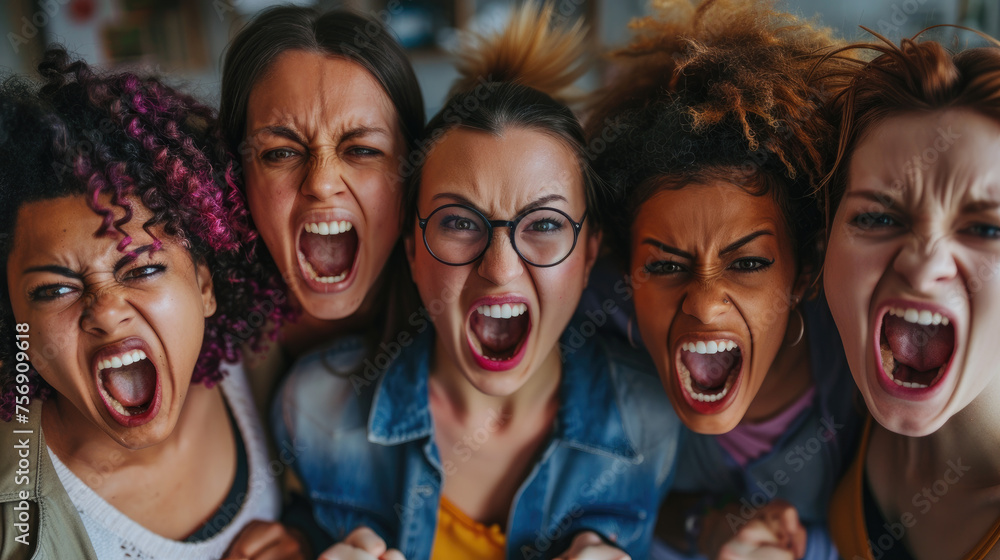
<box><xmin>431</xmin><ymin>496</ymin><xmax>506</xmax><ymax>560</ymax></box>
<box><xmin>829</xmin><ymin>417</ymin><xmax>1000</xmax><ymax>559</ymax></box>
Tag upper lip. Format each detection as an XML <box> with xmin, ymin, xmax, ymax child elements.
<box><xmin>297</xmin><ymin>209</ymin><xmax>359</xmax><ymax>231</ymax></box>
<box><xmin>876</xmin><ymin>297</ymin><xmax>958</xmax><ymax>325</ymax></box>
<box><xmin>674</xmin><ymin>331</ymin><xmax>744</xmax><ymax>348</ymax></box>
<box><xmin>90</xmin><ymin>337</ymin><xmax>154</xmax><ymax>375</ymax></box>
<box><xmin>468</xmin><ymin>294</ymin><xmax>530</xmax><ymax>318</ymax></box>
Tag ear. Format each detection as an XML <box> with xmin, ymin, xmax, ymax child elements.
<box><xmin>791</xmin><ymin>262</ymin><xmax>816</xmax><ymax>306</ymax></box>
<box><xmin>582</xmin><ymin>228</ymin><xmax>602</xmax><ymax>286</ymax></box>
<box><xmin>194</xmin><ymin>260</ymin><xmax>217</xmax><ymax>318</ymax></box>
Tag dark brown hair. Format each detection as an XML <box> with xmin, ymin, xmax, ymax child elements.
<box><xmin>219</xmin><ymin>5</ymin><xmax>425</xmax><ymax>164</ymax></box>
<box><xmin>588</xmin><ymin>0</ymin><xmax>839</xmax><ymax>277</ymax></box>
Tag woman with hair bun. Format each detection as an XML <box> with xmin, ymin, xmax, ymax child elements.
<box><xmin>588</xmin><ymin>1</ymin><xmax>861</xmax><ymax>558</ymax></box>
<box><xmin>0</xmin><ymin>49</ymin><xmax>301</xmax><ymax>559</ymax></box>
<box><xmin>821</xmin><ymin>28</ymin><xmax>1000</xmax><ymax>560</ymax></box>
<box><xmin>272</xmin><ymin>4</ymin><xmax>682</xmax><ymax>559</ymax></box>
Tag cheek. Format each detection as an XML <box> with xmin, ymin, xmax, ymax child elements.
<box><xmin>244</xmin><ymin>170</ymin><xmax>297</xmax><ymax>238</ymax></box>
<box><xmin>411</xmin><ymin>256</ymin><xmax>465</xmax><ymax>322</ymax></box>
<box><xmin>633</xmin><ymin>283</ymin><xmax>676</xmax><ymax>341</ymax></box>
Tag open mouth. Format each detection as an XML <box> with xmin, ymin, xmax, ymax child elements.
<box><xmin>876</xmin><ymin>305</ymin><xmax>955</xmax><ymax>396</ymax></box>
<box><xmin>298</xmin><ymin>220</ymin><xmax>358</xmax><ymax>289</ymax></box>
<box><xmin>676</xmin><ymin>339</ymin><xmax>743</xmax><ymax>411</ymax></box>
<box><xmin>94</xmin><ymin>343</ymin><xmax>161</xmax><ymax>427</ymax></box>
<box><xmin>467</xmin><ymin>301</ymin><xmax>531</xmax><ymax>371</ymax></box>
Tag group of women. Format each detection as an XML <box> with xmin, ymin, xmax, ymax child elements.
<box><xmin>1</xmin><ymin>0</ymin><xmax>998</xmax><ymax>559</ymax></box>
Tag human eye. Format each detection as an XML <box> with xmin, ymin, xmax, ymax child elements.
<box><xmin>441</xmin><ymin>215</ymin><xmax>481</xmax><ymax>232</ymax></box>
<box><xmin>643</xmin><ymin>260</ymin><xmax>685</xmax><ymax>275</ymax></box>
<box><xmin>261</xmin><ymin>148</ymin><xmax>299</xmax><ymax>162</ymax></box>
<box><xmin>123</xmin><ymin>263</ymin><xmax>166</xmax><ymax>281</ymax></box>
<box><xmin>526</xmin><ymin>216</ymin><xmax>565</xmax><ymax>233</ymax></box>
<box><xmin>729</xmin><ymin>257</ymin><xmax>774</xmax><ymax>273</ymax></box>
<box><xmin>850</xmin><ymin>212</ymin><xmax>900</xmax><ymax>230</ymax></box>
<box><xmin>965</xmin><ymin>223</ymin><xmax>1000</xmax><ymax>239</ymax></box>
<box><xmin>345</xmin><ymin>146</ymin><xmax>384</xmax><ymax>157</ymax></box>
<box><xmin>28</xmin><ymin>284</ymin><xmax>77</xmax><ymax>301</ymax></box>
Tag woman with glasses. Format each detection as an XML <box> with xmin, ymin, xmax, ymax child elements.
<box><xmin>272</xmin><ymin>4</ymin><xmax>683</xmax><ymax>559</ymax></box>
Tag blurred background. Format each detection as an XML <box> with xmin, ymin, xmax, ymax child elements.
<box><xmin>1</xmin><ymin>0</ymin><xmax>998</xmax><ymax>114</ymax></box>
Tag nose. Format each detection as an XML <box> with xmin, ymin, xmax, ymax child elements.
<box><xmin>893</xmin><ymin>234</ymin><xmax>958</xmax><ymax>292</ymax></box>
<box><xmin>80</xmin><ymin>288</ymin><xmax>134</xmax><ymax>337</ymax></box>
<box><xmin>299</xmin><ymin>153</ymin><xmax>348</xmax><ymax>201</ymax></box>
<box><xmin>681</xmin><ymin>279</ymin><xmax>731</xmax><ymax>324</ymax></box>
<box><xmin>477</xmin><ymin>230</ymin><xmax>524</xmax><ymax>286</ymax></box>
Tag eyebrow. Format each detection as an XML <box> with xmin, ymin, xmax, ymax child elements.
<box><xmin>113</xmin><ymin>245</ymin><xmax>154</xmax><ymax>273</ymax></box>
<box><xmin>22</xmin><ymin>244</ymin><xmax>155</xmax><ymax>276</ymax></box>
<box><xmin>248</xmin><ymin>125</ymin><xmax>389</xmax><ymax>145</ymax></box>
<box><xmin>962</xmin><ymin>199</ymin><xmax>1000</xmax><ymax>213</ymax></box>
<box><xmin>429</xmin><ymin>193</ymin><xmax>568</xmax><ymax>215</ymax></box>
<box><xmin>641</xmin><ymin>230</ymin><xmax>773</xmax><ymax>260</ymax></box>
<box><xmin>843</xmin><ymin>189</ymin><xmax>900</xmax><ymax>206</ymax></box>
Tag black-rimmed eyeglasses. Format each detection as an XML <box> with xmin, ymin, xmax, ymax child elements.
<box><xmin>417</xmin><ymin>203</ymin><xmax>587</xmax><ymax>267</ymax></box>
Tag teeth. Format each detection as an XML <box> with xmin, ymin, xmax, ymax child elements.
<box><xmin>302</xmin><ymin>259</ymin><xmax>349</xmax><ymax>284</ymax></box>
<box><xmin>305</xmin><ymin>221</ymin><xmax>353</xmax><ymax>236</ymax></box>
<box><xmin>887</xmin><ymin>307</ymin><xmax>951</xmax><ymax>327</ymax></box>
<box><xmin>97</xmin><ymin>350</ymin><xmax>148</xmax><ymax>371</ymax></box>
<box><xmin>477</xmin><ymin>303</ymin><xmax>528</xmax><ymax>319</ymax></box>
<box><xmin>884</xmin><ymin>368</ymin><xmax>930</xmax><ymax>389</ymax></box>
<box><xmin>680</xmin><ymin>339</ymin><xmax>738</xmax><ymax>355</ymax></box>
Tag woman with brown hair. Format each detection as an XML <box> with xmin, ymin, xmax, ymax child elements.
<box><xmin>588</xmin><ymin>1</ymin><xmax>861</xmax><ymax>558</ymax></box>
<box><xmin>821</xmin><ymin>28</ymin><xmax>1000</xmax><ymax>560</ymax></box>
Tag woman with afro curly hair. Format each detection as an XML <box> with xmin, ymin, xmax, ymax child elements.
<box><xmin>0</xmin><ymin>49</ymin><xmax>303</xmax><ymax>559</ymax></box>
<box><xmin>588</xmin><ymin>0</ymin><xmax>862</xmax><ymax>558</ymax></box>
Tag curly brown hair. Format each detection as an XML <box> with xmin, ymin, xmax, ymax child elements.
<box><xmin>588</xmin><ymin>0</ymin><xmax>840</xmax><ymax>279</ymax></box>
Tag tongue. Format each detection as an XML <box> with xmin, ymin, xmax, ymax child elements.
<box><xmin>299</xmin><ymin>230</ymin><xmax>358</xmax><ymax>277</ymax></box>
<box><xmin>681</xmin><ymin>350</ymin><xmax>740</xmax><ymax>390</ymax></box>
<box><xmin>103</xmin><ymin>364</ymin><xmax>156</xmax><ymax>408</ymax></box>
<box><xmin>884</xmin><ymin>316</ymin><xmax>954</xmax><ymax>373</ymax></box>
<box><xmin>471</xmin><ymin>314</ymin><xmax>528</xmax><ymax>356</ymax></box>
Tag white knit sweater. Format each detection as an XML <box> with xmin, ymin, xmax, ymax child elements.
<box><xmin>48</xmin><ymin>363</ymin><xmax>280</xmax><ymax>559</ymax></box>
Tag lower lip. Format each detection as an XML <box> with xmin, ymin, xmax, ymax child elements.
<box><xmin>675</xmin><ymin>351</ymin><xmax>744</xmax><ymax>415</ymax></box>
<box><xmin>872</xmin><ymin>313</ymin><xmax>951</xmax><ymax>402</ymax></box>
<box><xmin>98</xmin><ymin>373</ymin><xmax>162</xmax><ymax>428</ymax></box>
<box><xmin>467</xmin><ymin>321</ymin><xmax>532</xmax><ymax>372</ymax></box>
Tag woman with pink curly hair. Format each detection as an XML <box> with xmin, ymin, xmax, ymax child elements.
<box><xmin>0</xmin><ymin>49</ymin><xmax>302</xmax><ymax>559</ymax></box>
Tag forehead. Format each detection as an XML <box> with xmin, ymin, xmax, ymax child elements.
<box><xmin>10</xmin><ymin>195</ymin><xmax>161</xmax><ymax>267</ymax></box>
<box><xmin>246</xmin><ymin>50</ymin><xmax>398</xmax><ymax>133</ymax></box>
<box><xmin>848</xmin><ymin>109</ymin><xmax>1000</xmax><ymax>204</ymax></box>
<box><xmin>634</xmin><ymin>181</ymin><xmax>785</xmax><ymax>241</ymax></box>
<box><xmin>419</xmin><ymin>126</ymin><xmax>585</xmax><ymax>214</ymax></box>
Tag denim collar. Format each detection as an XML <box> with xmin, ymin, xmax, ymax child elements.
<box><xmin>368</xmin><ymin>324</ymin><xmax>640</xmax><ymax>462</ymax></box>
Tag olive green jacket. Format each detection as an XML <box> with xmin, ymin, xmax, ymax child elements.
<box><xmin>0</xmin><ymin>399</ymin><xmax>97</xmax><ymax>560</ymax></box>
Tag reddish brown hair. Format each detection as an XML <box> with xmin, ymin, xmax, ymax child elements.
<box><xmin>819</xmin><ymin>27</ymin><xmax>1000</xmax><ymax>228</ymax></box>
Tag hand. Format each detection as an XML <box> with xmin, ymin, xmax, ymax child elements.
<box><xmin>223</xmin><ymin>520</ymin><xmax>309</xmax><ymax>560</ymax></box>
<box><xmin>318</xmin><ymin>527</ymin><xmax>406</xmax><ymax>560</ymax></box>
<box><xmin>554</xmin><ymin>531</ymin><xmax>631</xmax><ymax>560</ymax></box>
<box><xmin>704</xmin><ymin>500</ymin><xmax>807</xmax><ymax>560</ymax></box>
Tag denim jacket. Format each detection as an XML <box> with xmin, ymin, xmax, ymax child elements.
<box><xmin>273</xmin><ymin>323</ymin><xmax>683</xmax><ymax>560</ymax></box>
